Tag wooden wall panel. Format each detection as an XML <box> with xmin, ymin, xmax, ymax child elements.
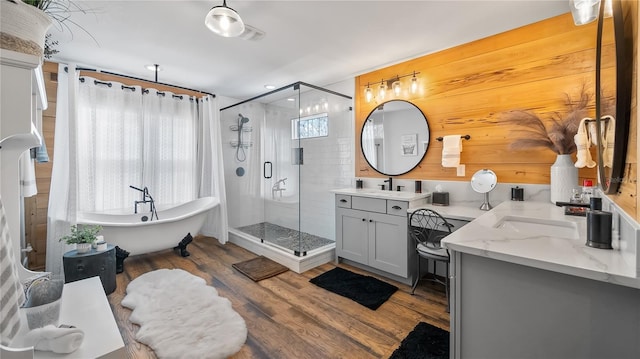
<box><xmin>355</xmin><ymin>7</ymin><xmax>638</xmax><ymax>220</ymax></box>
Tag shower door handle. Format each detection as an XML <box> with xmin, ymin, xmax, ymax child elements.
<box><xmin>263</xmin><ymin>161</ymin><xmax>272</xmax><ymax>179</ymax></box>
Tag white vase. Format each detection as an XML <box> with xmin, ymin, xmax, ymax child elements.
<box><xmin>0</xmin><ymin>0</ymin><xmax>52</xmax><ymax>57</ymax></box>
<box><xmin>550</xmin><ymin>154</ymin><xmax>578</xmax><ymax>204</ymax></box>
<box><xmin>76</xmin><ymin>243</ymin><xmax>92</xmax><ymax>254</ymax></box>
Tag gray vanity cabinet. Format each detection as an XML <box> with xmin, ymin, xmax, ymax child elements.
<box><xmin>335</xmin><ymin>194</ymin><xmax>409</xmax><ymax>279</ymax></box>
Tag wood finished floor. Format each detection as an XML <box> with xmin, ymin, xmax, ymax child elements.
<box><xmin>107</xmin><ymin>236</ymin><xmax>450</xmax><ymax>359</ymax></box>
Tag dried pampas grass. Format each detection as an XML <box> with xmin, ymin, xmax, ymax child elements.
<box><xmin>501</xmin><ymin>88</ymin><xmax>590</xmax><ymax>155</ymax></box>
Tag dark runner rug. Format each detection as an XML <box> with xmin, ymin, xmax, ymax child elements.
<box><xmin>232</xmin><ymin>256</ymin><xmax>289</xmax><ymax>281</ymax></box>
<box><xmin>389</xmin><ymin>322</ymin><xmax>449</xmax><ymax>359</ymax></box>
<box><xmin>309</xmin><ymin>267</ymin><xmax>397</xmax><ymax>310</ymax></box>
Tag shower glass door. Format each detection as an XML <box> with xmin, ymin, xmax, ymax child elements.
<box><xmin>261</xmin><ymin>85</ymin><xmax>302</xmax><ymax>254</ymax></box>
<box><xmin>221</xmin><ymin>82</ymin><xmax>352</xmax><ymax>259</ymax></box>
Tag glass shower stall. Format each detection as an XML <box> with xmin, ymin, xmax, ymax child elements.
<box><xmin>220</xmin><ymin>82</ymin><xmax>352</xmax><ymax>266</ymax></box>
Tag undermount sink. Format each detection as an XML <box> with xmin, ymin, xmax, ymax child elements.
<box><xmin>355</xmin><ymin>188</ymin><xmax>419</xmax><ymax>199</ymax></box>
<box><xmin>493</xmin><ymin>216</ymin><xmax>579</xmax><ymax>240</ymax></box>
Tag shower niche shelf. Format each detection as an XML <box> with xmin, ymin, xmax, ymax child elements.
<box><xmin>230</xmin><ymin>140</ymin><xmax>253</xmax><ymax>149</ymax></box>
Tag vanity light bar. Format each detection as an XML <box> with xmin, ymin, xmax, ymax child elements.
<box><xmin>362</xmin><ymin>71</ymin><xmax>421</xmax><ymax>102</ymax></box>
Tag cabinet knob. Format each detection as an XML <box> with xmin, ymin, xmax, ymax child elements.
<box><xmin>392</xmin><ymin>205</ymin><xmax>402</xmax><ymax>210</ymax></box>
<box><xmin>369</xmin><ymin>219</ymin><xmax>373</xmax><ymax>222</ymax></box>
<box><xmin>362</xmin><ymin>218</ymin><xmax>366</xmax><ymax>221</ymax></box>
<box><xmin>340</xmin><ymin>199</ymin><xmax>347</xmax><ymax>203</ymax></box>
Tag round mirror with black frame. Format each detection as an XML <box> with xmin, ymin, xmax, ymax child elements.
<box><xmin>595</xmin><ymin>0</ymin><xmax>633</xmax><ymax>194</ymax></box>
<box><xmin>361</xmin><ymin>100</ymin><xmax>430</xmax><ymax>176</ymax></box>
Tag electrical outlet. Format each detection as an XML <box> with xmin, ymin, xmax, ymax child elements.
<box><xmin>457</xmin><ymin>164</ymin><xmax>465</xmax><ymax>176</ymax></box>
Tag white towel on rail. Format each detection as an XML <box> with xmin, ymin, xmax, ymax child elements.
<box><xmin>574</xmin><ymin>118</ymin><xmax>596</xmax><ymax>168</ymax></box>
<box><xmin>0</xmin><ymin>195</ymin><xmax>26</xmax><ymax>346</ymax></box>
<box><xmin>441</xmin><ymin>135</ymin><xmax>462</xmax><ymax>168</ymax></box>
<box><xmin>19</xmin><ymin>151</ymin><xmax>38</xmax><ymax>197</ymax></box>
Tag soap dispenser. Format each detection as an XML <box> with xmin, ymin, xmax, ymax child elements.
<box><xmin>586</xmin><ymin>207</ymin><xmax>613</xmax><ymax>250</ymax></box>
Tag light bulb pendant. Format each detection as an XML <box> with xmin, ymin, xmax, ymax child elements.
<box><xmin>410</xmin><ymin>75</ymin><xmax>418</xmax><ymax>94</ymax></box>
<box><xmin>364</xmin><ymin>84</ymin><xmax>373</xmax><ymax>103</ymax></box>
<box><xmin>378</xmin><ymin>80</ymin><xmax>386</xmax><ymax>100</ymax></box>
<box><xmin>392</xmin><ymin>80</ymin><xmax>401</xmax><ymax>96</ymax></box>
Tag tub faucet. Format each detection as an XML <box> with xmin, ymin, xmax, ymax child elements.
<box><xmin>130</xmin><ymin>185</ymin><xmax>158</xmax><ymax>220</ymax></box>
<box><xmin>272</xmin><ymin>178</ymin><xmax>287</xmax><ymax>199</ymax></box>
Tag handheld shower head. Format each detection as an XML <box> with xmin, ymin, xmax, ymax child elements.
<box><xmin>238</xmin><ymin>114</ymin><xmax>250</xmax><ymax>124</ymax></box>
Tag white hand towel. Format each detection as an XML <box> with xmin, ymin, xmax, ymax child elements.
<box><xmin>19</xmin><ymin>151</ymin><xmax>38</xmax><ymax>197</ymax></box>
<box><xmin>574</xmin><ymin>118</ymin><xmax>596</xmax><ymax>168</ymax></box>
<box><xmin>603</xmin><ymin>116</ymin><xmax>615</xmax><ymax>168</ymax></box>
<box><xmin>0</xmin><ymin>196</ymin><xmax>26</xmax><ymax>346</ymax></box>
<box><xmin>19</xmin><ymin>325</ymin><xmax>84</xmax><ymax>354</ymax></box>
<box><xmin>441</xmin><ymin>135</ymin><xmax>462</xmax><ymax>168</ymax></box>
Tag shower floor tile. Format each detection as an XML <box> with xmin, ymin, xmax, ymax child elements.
<box><xmin>237</xmin><ymin>222</ymin><xmax>334</xmax><ymax>253</ymax></box>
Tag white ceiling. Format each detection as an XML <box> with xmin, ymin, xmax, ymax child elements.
<box><xmin>48</xmin><ymin>0</ymin><xmax>571</xmax><ymax>100</ymax></box>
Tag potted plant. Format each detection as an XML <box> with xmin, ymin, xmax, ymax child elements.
<box><xmin>500</xmin><ymin>87</ymin><xmax>591</xmax><ymax>204</ymax></box>
<box><xmin>1</xmin><ymin>0</ymin><xmax>95</xmax><ymax>58</ymax></box>
<box><xmin>0</xmin><ymin>0</ymin><xmax>52</xmax><ymax>57</ymax></box>
<box><xmin>59</xmin><ymin>224</ymin><xmax>102</xmax><ymax>254</ymax></box>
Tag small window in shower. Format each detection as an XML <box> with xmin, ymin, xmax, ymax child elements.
<box><xmin>292</xmin><ymin>113</ymin><xmax>328</xmax><ymax>140</ymax></box>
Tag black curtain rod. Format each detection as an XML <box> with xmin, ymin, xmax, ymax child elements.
<box><xmin>67</xmin><ymin>66</ymin><xmax>215</xmax><ymax>98</ymax></box>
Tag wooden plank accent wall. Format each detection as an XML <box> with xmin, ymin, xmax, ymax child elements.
<box><xmin>355</xmin><ymin>7</ymin><xmax>638</xmax><ymax>220</ymax></box>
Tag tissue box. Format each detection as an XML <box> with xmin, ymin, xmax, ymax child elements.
<box><xmin>432</xmin><ymin>192</ymin><xmax>449</xmax><ymax>206</ymax></box>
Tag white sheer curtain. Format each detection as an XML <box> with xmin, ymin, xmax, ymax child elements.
<box><xmin>46</xmin><ymin>64</ymin><xmax>78</xmax><ymax>277</ymax></box>
<box><xmin>198</xmin><ymin>95</ymin><xmax>228</xmax><ymax>243</ymax></box>
<box><xmin>143</xmin><ymin>89</ymin><xmax>198</xmax><ymax>206</ymax></box>
<box><xmin>76</xmin><ymin>77</ymin><xmax>144</xmax><ymax>212</ymax></box>
<box><xmin>47</xmin><ymin>73</ymin><xmax>229</xmax><ymax>277</ymax></box>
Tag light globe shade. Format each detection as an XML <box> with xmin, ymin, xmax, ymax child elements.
<box><xmin>569</xmin><ymin>0</ymin><xmax>600</xmax><ymax>25</ymax></box>
<box><xmin>205</xmin><ymin>2</ymin><xmax>245</xmax><ymax>37</ymax></box>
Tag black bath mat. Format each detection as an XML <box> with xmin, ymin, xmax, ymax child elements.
<box><xmin>309</xmin><ymin>267</ymin><xmax>397</xmax><ymax>310</ymax></box>
<box><xmin>389</xmin><ymin>322</ymin><xmax>449</xmax><ymax>359</ymax></box>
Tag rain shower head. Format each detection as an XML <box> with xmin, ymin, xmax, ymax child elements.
<box><xmin>238</xmin><ymin>114</ymin><xmax>250</xmax><ymax>124</ymax></box>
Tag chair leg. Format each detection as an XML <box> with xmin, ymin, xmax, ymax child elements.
<box><xmin>411</xmin><ymin>254</ymin><xmax>421</xmax><ymax>294</ymax></box>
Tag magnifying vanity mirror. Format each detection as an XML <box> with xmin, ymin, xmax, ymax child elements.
<box><xmin>595</xmin><ymin>0</ymin><xmax>633</xmax><ymax>194</ymax></box>
<box><xmin>471</xmin><ymin>169</ymin><xmax>497</xmax><ymax>210</ymax></box>
<box><xmin>361</xmin><ymin>100</ymin><xmax>430</xmax><ymax>176</ymax></box>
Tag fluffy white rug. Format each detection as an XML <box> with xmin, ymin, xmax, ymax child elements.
<box><xmin>121</xmin><ymin>269</ymin><xmax>247</xmax><ymax>359</ymax></box>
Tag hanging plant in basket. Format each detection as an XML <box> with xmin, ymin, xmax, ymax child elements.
<box><xmin>1</xmin><ymin>0</ymin><xmax>96</xmax><ymax>58</ymax></box>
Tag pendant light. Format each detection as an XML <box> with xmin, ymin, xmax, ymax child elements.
<box><xmin>378</xmin><ymin>80</ymin><xmax>386</xmax><ymax>100</ymax></box>
<box><xmin>205</xmin><ymin>0</ymin><xmax>245</xmax><ymax>37</ymax></box>
<box><xmin>410</xmin><ymin>72</ymin><xmax>418</xmax><ymax>94</ymax></box>
<box><xmin>569</xmin><ymin>0</ymin><xmax>600</xmax><ymax>25</ymax></box>
<box><xmin>364</xmin><ymin>83</ymin><xmax>373</xmax><ymax>103</ymax></box>
<box><xmin>392</xmin><ymin>78</ymin><xmax>402</xmax><ymax>96</ymax></box>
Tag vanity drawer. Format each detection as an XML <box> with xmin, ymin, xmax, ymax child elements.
<box><xmin>387</xmin><ymin>200</ymin><xmax>409</xmax><ymax>216</ymax></box>
<box><xmin>352</xmin><ymin>196</ymin><xmax>386</xmax><ymax>213</ymax></box>
<box><xmin>445</xmin><ymin>218</ymin><xmax>470</xmax><ymax>232</ymax></box>
<box><xmin>336</xmin><ymin>195</ymin><xmax>352</xmax><ymax>208</ymax></box>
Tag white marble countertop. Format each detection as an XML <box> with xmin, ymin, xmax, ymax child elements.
<box><xmin>441</xmin><ymin>201</ymin><xmax>640</xmax><ymax>289</ymax></box>
<box><xmin>331</xmin><ymin>188</ymin><xmax>431</xmax><ymax>202</ymax></box>
<box><xmin>408</xmin><ymin>204</ymin><xmax>486</xmax><ymax>221</ymax></box>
